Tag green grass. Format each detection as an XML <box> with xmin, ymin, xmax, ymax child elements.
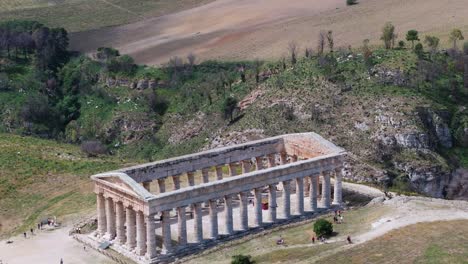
<box><xmin>0</xmin><ymin>0</ymin><xmax>214</xmax><ymax>32</ymax></box>
<box><xmin>0</xmin><ymin>133</ymin><xmax>127</xmax><ymax>236</ymax></box>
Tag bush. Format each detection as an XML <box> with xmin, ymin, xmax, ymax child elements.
<box><xmin>231</xmin><ymin>255</ymin><xmax>255</xmax><ymax>264</ymax></box>
<box><xmin>80</xmin><ymin>140</ymin><xmax>107</xmax><ymax>157</ymax></box>
<box><xmin>313</xmin><ymin>219</ymin><xmax>333</xmax><ymax>237</ymax></box>
<box><xmin>346</xmin><ymin>0</ymin><xmax>358</xmax><ymax>5</ymax></box>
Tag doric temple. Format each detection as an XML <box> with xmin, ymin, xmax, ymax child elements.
<box><xmin>90</xmin><ymin>133</ymin><xmax>346</xmax><ymax>263</ymax></box>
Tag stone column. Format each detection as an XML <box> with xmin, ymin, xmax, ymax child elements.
<box><xmin>177</xmin><ymin>206</ymin><xmax>187</xmax><ymax>246</ymax></box>
<box><xmin>254</xmin><ymin>188</ymin><xmax>263</xmax><ymax>227</ymax></box>
<box><xmin>304</xmin><ymin>177</ymin><xmax>310</xmax><ymax>196</ymax></box>
<box><xmin>202</xmin><ymin>168</ymin><xmax>210</xmax><ymax>184</ymax></box>
<box><xmin>187</xmin><ymin>172</ymin><xmax>195</xmax><ymax>186</ymax></box>
<box><xmin>268</xmin><ymin>184</ymin><xmax>277</xmax><ymax>222</ymax></box>
<box><xmin>310</xmin><ymin>175</ymin><xmax>318</xmax><ymax>212</ymax></box>
<box><xmin>209</xmin><ymin>200</ymin><xmax>218</xmax><ymax>239</ymax></box>
<box><xmin>224</xmin><ymin>195</ymin><xmax>233</xmax><ymax>235</ymax></box>
<box><xmin>323</xmin><ymin>172</ymin><xmax>331</xmax><ymax>208</ymax></box>
<box><xmin>105</xmin><ymin>197</ymin><xmax>116</xmax><ymax>239</ymax></box>
<box><xmin>142</xmin><ymin>181</ymin><xmax>151</xmax><ymax>192</ymax></box>
<box><xmin>215</xmin><ymin>166</ymin><xmax>223</xmax><ymax>180</ymax></box>
<box><xmin>193</xmin><ymin>203</ymin><xmax>203</xmax><ymax>243</ymax></box>
<box><xmin>228</xmin><ymin>163</ymin><xmax>238</xmax><ymax>177</ymax></box>
<box><xmin>280</xmin><ymin>152</ymin><xmax>288</xmax><ymax>165</ymax></box>
<box><xmin>115</xmin><ymin>201</ymin><xmax>126</xmax><ymax>245</ymax></box>
<box><xmin>239</xmin><ymin>192</ymin><xmax>249</xmax><ymax>231</ymax></box>
<box><xmin>97</xmin><ymin>193</ymin><xmax>106</xmax><ymax>236</ymax></box>
<box><xmin>241</xmin><ymin>160</ymin><xmax>251</xmax><ymax>174</ymax></box>
<box><xmin>333</xmin><ymin>168</ymin><xmax>343</xmax><ymax>205</ymax></box>
<box><xmin>282</xmin><ymin>180</ymin><xmax>291</xmax><ymax>219</ymax></box>
<box><xmin>268</xmin><ymin>154</ymin><xmax>276</xmax><ymax>168</ymax></box>
<box><xmin>158</xmin><ymin>178</ymin><xmax>166</xmax><ymax>193</ymax></box>
<box><xmin>255</xmin><ymin>157</ymin><xmax>263</xmax><ymax>170</ymax></box>
<box><xmin>162</xmin><ymin>211</ymin><xmax>172</xmax><ymax>254</ymax></box>
<box><xmin>172</xmin><ymin>175</ymin><xmax>180</xmax><ymax>190</ymax></box>
<box><xmin>146</xmin><ymin>214</ymin><xmax>157</xmax><ymax>259</ymax></box>
<box><xmin>295</xmin><ymin>177</ymin><xmax>304</xmax><ymax>215</ymax></box>
<box><xmin>135</xmin><ymin>211</ymin><xmax>146</xmax><ymax>256</ymax></box>
<box><xmin>126</xmin><ymin>207</ymin><xmax>136</xmax><ymax>250</ymax></box>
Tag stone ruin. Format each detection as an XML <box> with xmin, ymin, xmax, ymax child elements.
<box><xmin>89</xmin><ymin>133</ymin><xmax>346</xmax><ymax>263</ymax></box>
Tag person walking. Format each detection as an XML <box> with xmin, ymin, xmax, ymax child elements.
<box><xmin>23</xmin><ymin>232</ymin><xmax>27</xmax><ymax>238</ymax></box>
<box><xmin>347</xmin><ymin>236</ymin><xmax>352</xmax><ymax>244</ymax></box>
<box><xmin>311</xmin><ymin>236</ymin><xmax>315</xmax><ymax>244</ymax></box>
<box><xmin>60</xmin><ymin>258</ymin><xmax>63</xmax><ymax>264</ymax></box>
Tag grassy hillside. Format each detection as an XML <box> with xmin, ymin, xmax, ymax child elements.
<box><xmin>0</xmin><ymin>133</ymin><xmax>129</xmax><ymax>236</ymax></box>
<box><xmin>0</xmin><ymin>0</ymin><xmax>213</xmax><ymax>32</ymax></box>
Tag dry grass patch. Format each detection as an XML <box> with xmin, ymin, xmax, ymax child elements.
<box><xmin>319</xmin><ymin>220</ymin><xmax>468</xmax><ymax>264</ymax></box>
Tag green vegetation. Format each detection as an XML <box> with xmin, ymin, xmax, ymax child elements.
<box><xmin>231</xmin><ymin>255</ymin><xmax>256</xmax><ymax>264</ymax></box>
<box><xmin>313</xmin><ymin>219</ymin><xmax>333</xmax><ymax>237</ymax></box>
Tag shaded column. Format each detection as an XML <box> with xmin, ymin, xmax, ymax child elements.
<box><xmin>254</xmin><ymin>188</ymin><xmax>263</xmax><ymax>227</ymax></box>
<box><xmin>97</xmin><ymin>193</ymin><xmax>106</xmax><ymax>236</ymax></box>
<box><xmin>172</xmin><ymin>175</ymin><xmax>180</xmax><ymax>190</ymax></box>
<box><xmin>295</xmin><ymin>177</ymin><xmax>304</xmax><ymax>215</ymax></box>
<box><xmin>142</xmin><ymin>181</ymin><xmax>151</xmax><ymax>192</ymax></box>
<box><xmin>268</xmin><ymin>184</ymin><xmax>277</xmax><ymax>222</ymax></box>
<box><xmin>310</xmin><ymin>175</ymin><xmax>318</xmax><ymax>212</ymax></box>
<box><xmin>126</xmin><ymin>207</ymin><xmax>136</xmax><ymax>250</ymax></box>
<box><xmin>228</xmin><ymin>163</ymin><xmax>238</xmax><ymax>177</ymax></box>
<box><xmin>241</xmin><ymin>160</ymin><xmax>251</xmax><ymax>174</ymax></box>
<box><xmin>282</xmin><ymin>180</ymin><xmax>291</xmax><ymax>219</ymax></box>
<box><xmin>215</xmin><ymin>166</ymin><xmax>223</xmax><ymax>180</ymax></box>
<box><xmin>202</xmin><ymin>168</ymin><xmax>210</xmax><ymax>184</ymax></box>
<box><xmin>333</xmin><ymin>168</ymin><xmax>343</xmax><ymax>205</ymax></box>
<box><xmin>291</xmin><ymin>155</ymin><xmax>298</xmax><ymax>162</ymax></box>
<box><xmin>177</xmin><ymin>206</ymin><xmax>187</xmax><ymax>246</ymax></box>
<box><xmin>255</xmin><ymin>157</ymin><xmax>263</xmax><ymax>170</ymax></box>
<box><xmin>280</xmin><ymin>152</ymin><xmax>288</xmax><ymax>165</ymax></box>
<box><xmin>115</xmin><ymin>201</ymin><xmax>126</xmax><ymax>245</ymax></box>
<box><xmin>224</xmin><ymin>195</ymin><xmax>233</xmax><ymax>235</ymax></box>
<box><xmin>209</xmin><ymin>200</ymin><xmax>218</xmax><ymax>239</ymax></box>
<box><xmin>268</xmin><ymin>154</ymin><xmax>276</xmax><ymax>168</ymax></box>
<box><xmin>193</xmin><ymin>203</ymin><xmax>203</xmax><ymax>243</ymax></box>
<box><xmin>146</xmin><ymin>214</ymin><xmax>157</xmax><ymax>259</ymax></box>
<box><xmin>187</xmin><ymin>172</ymin><xmax>195</xmax><ymax>186</ymax></box>
<box><xmin>239</xmin><ymin>192</ymin><xmax>249</xmax><ymax>231</ymax></box>
<box><xmin>158</xmin><ymin>178</ymin><xmax>166</xmax><ymax>193</ymax></box>
<box><xmin>135</xmin><ymin>211</ymin><xmax>146</xmax><ymax>256</ymax></box>
<box><xmin>323</xmin><ymin>172</ymin><xmax>331</xmax><ymax>208</ymax></box>
<box><xmin>105</xmin><ymin>197</ymin><xmax>116</xmax><ymax>239</ymax></box>
<box><xmin>162</xmin><ymin>211</ymin><xmax>172</xmax><ymax>254</ymax></box>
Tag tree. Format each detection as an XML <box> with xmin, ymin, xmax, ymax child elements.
<box><xmin>231</xmin><ymin>255</ymin><xmax>255</xmax><ymax>264</ymax></box>
<box><xmin>288</xmin><ymin>41</ymin><xmax>298</xmax><ymax>65</ymax></box>
<box><xmin>424</xmin><ymin>35</ymin><xmax>440</xmax><ymax>57</ymax></box>
<box><xmin>381</xmin><ymin>22</ymin><xmax>396</xmax><ymax>49</ymax></box>
<box><xmin>398</xmin><ymin>40</ymin><xmax>405</xmax><ymax>49</ymax></box>
<box><xmin>313</xmin><ymin>219</ymin><xmax>333</xmax><ymax>237</ymax></box>
<box><xmin>414</xmin><ymin>43</ymin><xmax>424</xmax><ymax>58</ymax></box>
<box><xmin>463</xmin><ymin>41</ymin><xmax>468</xmax><ymax>90</ymax></box>
<box><xmin>346</xmin><ymin>0</ymin><xmax>358</xmax><ymax>5</ymax></box>
<box><xmin>327</xmin><ymin>30</ymin><xmax>334</xmax><ymax>53</ymax></box>
<box><xmin>222</xmin><ymin>96</ymin><xmax>238</xmax><ymax>122</ymax></box>
<box><xmin>406</xmin><ymin>30</ymin><xmax>419</xmax><ymax>49</ymax></box>
<box><xmin>362</xmin><ymin>39</ymin><xmax>373</xmax><ymax>72</ymax></box>
<box><xmin>187</xmin><ymin>52</ymin><xmax>196</xmax><ymax>68</ymax></box>
<box><xmin>450</xmin><ymin>29</ymin><xmax>464</xmax><ymax>50</ymax></box>
<box><xmin>318</xmin><ymin>31</ymin><xmax>326</xmax><ymax>56</ymax></box>
<box><xmin>254</xmin><ymin>59</ymin><xmax>263</xmax><ymax>84</ymax></box>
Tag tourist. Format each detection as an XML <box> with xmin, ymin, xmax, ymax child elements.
<box><xmin>340</xmin><ymin>215</ymin><xmax>344</xmax><ymax>223</ymax></box>
<box><xmin>347</xmin><ymin>236</ymin><xmax>352</xmax><ymax>244</ymax></box>
<box><xmin>37</xmin><ymin>223</ymin><xmax>41</xmax><ymax>230</ymax></box>
<box><xmin>23</xmin><ymin>232</ymin><xmax>27</xmax><ymax>238</ymax></box>
<box><xmin>276</xmin><ymin>236</ymin><xmax>285</xmax><ymax>245</ymax></box>
<box><xmin>83</xmin><ymin>246</ymin><xmax>86</xmax><ymax>251</ymax></box>
<box><xmin>30</xmin><ymin>228</ymin><xmax>34</xmax><ymax>235</ymax></box>
<box><xmin>311</xmin><ymin>236</ymin><xmax>315</xmax><ymax>244</ymax></box>
<box><xmin>60</xmin><ymin>258</ymin><xmax>63</xmax><ymax>264</ymax></box>
<box><xmin>333</xmin><ymin>216</ymin><xmax>338</xmax><ymax>223</ymax></box>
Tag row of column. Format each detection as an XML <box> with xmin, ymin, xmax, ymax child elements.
<box><xmin>140</xmin><ymin>152</ymin><xmax>296</xmax><ymax>194</ymax></box>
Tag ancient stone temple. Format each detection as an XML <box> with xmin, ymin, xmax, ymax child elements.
<box><xmin>90</xmin><ymin>133</ymin><xmax>345</xmax><ymax>263</ymax></box>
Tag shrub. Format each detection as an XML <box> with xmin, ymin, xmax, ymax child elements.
<box><xmin>398</xmin><ymin>40</ymin><xmax>406</xmax><ymax>49</ymax></box>
<box><xmin>231</xmin><ymin>255</ymin><xmax>255</xmax><ymax>264</ymax></box>
<box><xmin>414</xmin><ymin>43</ymin><xmax>424</xmax><ymax>58</ymax></box>
<box><xmin>313</xmin><ymin>219</ymin><xmax>333</xmax><ymax>237</ymax></box>
<box><xmin>222</xmin><ymin>96</ymin><xmax>238</xmax><ymax>121</ymax></box>
<box><xmin>80</xmin><ymin>140</ymin><xmax>107</xmax><ymax>157</ymax></box>
<box><xmin>347</xmin><ymin>0</ymin><xmax>358</xmax><ymax>5</ymax></box>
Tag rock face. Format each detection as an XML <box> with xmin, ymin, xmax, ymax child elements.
<box><xmin>394</xmin><ymin>162</ymin><xmax>451</xmax><ymax>198</ymax></box>
<box><xmin>418</xmin><ymin>108</ymin><xmax>453</xmax><ymax>148</ymax></box>
<box><xmin>447</xmin><ymin>168</ymin><xmax>468</xmax><ymax>200</ymax></box>
<box><xmin>372</xmin><ymin>65</ymin><xmax>409</xmax><ymax>87</ymax></box>
<box><xmin>395</xmin><ymin>133</ymin><xmax>430</xmax><ymax>149</ymax></box>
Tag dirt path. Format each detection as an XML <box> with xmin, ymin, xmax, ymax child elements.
<box><xmin>0</xmin><ymin>226</ymin><xmax>115</xmax><ymax>264</ymax></box>
<box><xmin>70</xmin><ymin>0</ymin><xmax>468</xmax><ymax>65</ymax></box>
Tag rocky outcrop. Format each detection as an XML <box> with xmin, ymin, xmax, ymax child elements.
<box><xmin>101</xmin><ymin>76</ymin><xmax>160</xmax><ymax>90</ymax></box>
<box><xmin>371</xmin><ymin>65</ymin><xmax>409</xmax><ymax>87</ymax></box>
<box><xmin>447</xmin><ymin>168</ymin><xmax>468</xmax><ymax>200</ymax></box>
<box><xmin>395</xmin><ymin>133</ymin><xmax>430</xmax><ymax>149</ymax></box>
<box><xmin>394</xmin><ymin>162</ymin><xmax>451</xmax><ymax>198</ymax></box>
<box><xmin>418</xmin><ymin>108</ymin><xmax>453</xmax><ymax>148</ymax></box>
